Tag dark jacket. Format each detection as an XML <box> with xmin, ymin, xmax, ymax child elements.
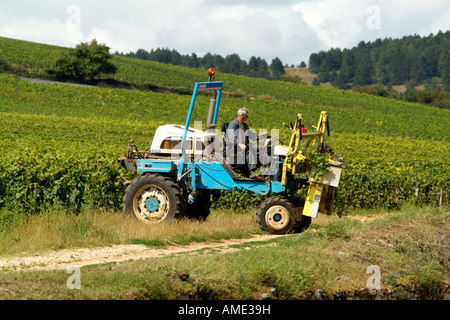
<box><xmin>226</xmin><ymin>118</ymin><xmax>258</xmax><ymax>152</ymax></box>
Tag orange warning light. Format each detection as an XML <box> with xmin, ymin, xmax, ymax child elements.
<box><xmin>207</xmin><ymin>67</ymin><xmax>216</xmax><ymax>76</ymax></box>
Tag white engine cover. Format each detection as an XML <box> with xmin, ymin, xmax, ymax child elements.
<box><xmin>150</xmin><ymin>124</ymin><xmax>219</xmax><ymax>156</ymax></box>
<box><xmin>273</xmin><ymin>144</ymin><xmax>288</xmax><ymax>157</ymax></box>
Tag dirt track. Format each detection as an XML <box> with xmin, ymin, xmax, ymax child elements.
<box><xmin>0</xmin><ymin>234</ymin><xmax>284</xmax><ymax>272</ymax></box>
<box><xmin>0</xmin><ymin>214</ymin><xmax>393</xmax><ymax>272</ymax></box>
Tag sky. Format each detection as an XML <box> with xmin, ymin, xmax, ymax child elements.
<box><xmin>0</xmin><ymin>0</ymin><xmax>449</xmax><ymax>66</ymax></box>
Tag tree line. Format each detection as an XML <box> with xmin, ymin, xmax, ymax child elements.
<box><xmin>309</xmin><ymin>31</ymin><xmax>450</xmax><ymax>92</ymax></box>
<box><xmin>115</xmin><ymin>48</ymin><xmax>286</xmax><ymax>80</ymax></box>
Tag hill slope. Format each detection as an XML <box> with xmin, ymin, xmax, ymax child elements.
<box><xmin>0</xmin><ymin>37</ymin><xmax>449</xmax><ymax>213</ymax></box>
<box><xmin>1</xmin><ymin>36</ymin><xmax>449</xmax><ymax>141</ymax></box>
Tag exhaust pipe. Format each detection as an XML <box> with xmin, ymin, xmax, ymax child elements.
<box><xmin>206</xmin><ymin>91</ymin><xmax>217</xmax><ymax>131</ymax></box>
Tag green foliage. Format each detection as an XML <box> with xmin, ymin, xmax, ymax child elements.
<box><xmin>403</xmin><ymin>88</ymin><xmax>450</xmax><ymax>108</ymax></box>
<box><xmin>323</xmin><ymin>220</ymin><xmax>353</xmax><ymax>241</ymax></box>
<box><xmin>0</xmin><ymin>71</ymin><xmax>448</xmax><ymax>213</ymax></box>
<box><xmin>0</xmin><ymin>208</ymin><xmax>27</xmax><ymax>236</ymax></box>
<box><xmin>0</xmin><ymin>37</ymin><xmax>67</xmax><ymax>70</ymax></box>
<box><xmin>55</xmin><ymin>39</ymin><xmax>117</xmax><ymax>82</ymax></box>
<box><xmin>335</xmin><ymin>160</ymin><xmax>449</xmax><ymax>212</ymax></box>
<box><xmin>302</xmin><ymin>149</ymin><xmax>331</xmax><ymax>181</ymax></box>
<box><xmin>212</xmin><ymin>191</ymin><xmax>267</xmax><ymax>211</ymax></box>
<box><xmin>414</xmin><ymin>263</ymin><xmax>445</xmax><ymax>300</ymax></box>
<box><xmin>353</xmin><ymin>84</ymin><xmax>394</xmax><ymax>98</ymax></box>
<box><xmin>0</xmin><ymin>147</ymin><xmax>125</xmax><ymax>213</ymax></box>
<box><xmin>280</xmin><ymin>75</ymin><xmax>304</xmax><ymax>84</ymax></box>
<box><xmin>120</xmin><ymin>48</ymin><xmax>284</xmax><ymax>80</ymax></box>
<box><xmin>0</xmin><ymin>57</ymin><xmax>10</xmax><ymax>73</ymax></box>
<box><xmin>352</xmin><ymin>85</ymin><xmax>450</xmax><ymax>109</ymax></box>
<box><xmin>270</xmin><ymin>57</ymin><xmax>285</xmax><ymax>80</ymax></box>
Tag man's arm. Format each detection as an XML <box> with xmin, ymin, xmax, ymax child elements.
<box><xmin>244</xmin><ymin>123</ymin><xmax>267</xmax><ymax>141</ymax></box>
<box><xmin>244</xmin><ymin>123</ymin><xmax>258</xmax><ymax>141</ymax></box>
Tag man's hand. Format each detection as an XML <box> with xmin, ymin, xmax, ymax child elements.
<box><xmin>238</xmin><ymin>143</ymin><xmax>247</xmax><ymax>150</ymax></box>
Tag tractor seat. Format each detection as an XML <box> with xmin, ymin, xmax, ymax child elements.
<box><xmin>221</xmin><ymin>122</ymin><xmax>229</xmax><ymax>133</ymax></box>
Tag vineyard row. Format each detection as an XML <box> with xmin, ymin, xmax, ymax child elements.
<box><xmin>0</xmin><ymin>148</ymin><xmax>447</xmax><ymax>214</ymax></box>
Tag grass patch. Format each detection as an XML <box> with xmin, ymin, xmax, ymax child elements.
<box><xmin>322</xmin><ymin>220</ymin><xmax>354</xmax><ymax>241</ymax></box>
<box><xmin>0</xmin><ymin>207</ymin><xmax>258</xmax><ymax>256</ymax></box>
<box><xmin>130</xmin><ymin>239</ymin><xmax>167</xmax><ymax>249</ymax></box>
<box><xmin>0</xmin><ymin>205</ymin><xmax>448</xmax><ymax>299</ymax></box>
<box><xmin>415</xmin><ymin>263</ymin><xmax>446</xmax><ymax>300</ymax></box>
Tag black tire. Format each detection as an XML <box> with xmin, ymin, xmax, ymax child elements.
<box><xmin>123</xmin><ymin>174</ymin><xmax>185</xmax><ymax>223</ymax></box>
<box><xmin>184</xmin><ymin>191</ymin><xmax>212</xmax><ymax>221</ymax></box>
<box><xmin>256</xmin><ymin>196</ymin><xmax>296</xmax><ymax>234</ymax></box>
<box><xmin>293</xmin><ymin>215</ymin><xmax>312</xmax><ymax>233</ymax></box>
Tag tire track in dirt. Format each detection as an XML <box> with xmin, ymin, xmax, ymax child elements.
<box><xmin>0</xmin><ymin>234</ymin><xmax>284</xmax><ymax>272</ymax></box>
<box><xmin>0</xmin><ymin>213</ymin><xmax>394</xmax><ymax>272</ymax></box>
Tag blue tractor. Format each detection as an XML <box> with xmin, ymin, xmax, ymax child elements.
<box><xmin>118</xmin><ymin>69</ymin><xmax>344</xmax><ymax>234</ymax></box>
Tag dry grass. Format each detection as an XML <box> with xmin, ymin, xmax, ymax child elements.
<box><xmin>0</xmin><ymin>205</ymin><xmax>448</xmax><ymax>299</ymax></box>
<box><xmin>284</xmin><ymin>67</ymin><xmax>316</xmax><ymax>85</ymax></box>
<box><xmin>284</xmin><ymin>67</ymin><xmax>334</xmax><ymax>88</ymax></box>
<box><xmin>0</xmin><ymin>208</ymin><xmax>260</xmax><ymax>257</ymax></box>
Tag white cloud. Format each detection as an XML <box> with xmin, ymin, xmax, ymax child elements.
<box><xmin>292</xmin><ymin>0</ymin><xmax>379</xmax><ymax>49</ymax></box>
<box><xmin>291</xmin><ymin>0</ymin><xmax>450</xmax><ymax>53</ymax></box>
<box><xmin>0</xmin><ymin>1</ymin><xmax>449</xmax><ymax>65</ymax></box>
<box><xmin>430</xmin><ymin>6</ymin><xmax>450</xmax><ymax>34</ymax></box>
<box><xmin>382</xmin><ymin>0</ymin><xmax>450</xmax><ymax>37</ymax></box>
<box><xmin>0</xmin><ymin>14</ymin><xmax>83</xmax><ymax>48</ymax></box>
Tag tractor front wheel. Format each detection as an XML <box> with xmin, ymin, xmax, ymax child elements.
<box><xmin>123</xmin><ymin>174</ymin><xmax>185</xmax><ymax>223</ymax></box>
<box><xmin>256</xmin><ymin>196</ymin><xmax>295</xmax><ymax>234</ymax></box>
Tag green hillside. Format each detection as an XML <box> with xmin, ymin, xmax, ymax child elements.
<box><xmin>309</xmin><ymin>31</ymin><xmax>450</xmax><ymax>90</ymax></box>
<box><xmin>0</xmin><ymin>37</ymin><xmax>449</xmax><ymax>214</ymax></box>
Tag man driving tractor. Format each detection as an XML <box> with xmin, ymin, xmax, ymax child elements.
<box><xmin>225</xmin><ymin>107</ymin><xmax>269</xmax><ymax>179</ymax></box>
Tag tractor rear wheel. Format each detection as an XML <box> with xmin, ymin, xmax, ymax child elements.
<box><xmin>256</xmin><ymin>196</ymin><xmax>295</xmax><ymax>234</ymax></box>
<box><xmin>293</xmin><ymin>215</ymin><xmax>312</xmax><ymax>233</ymax></box>
<box><xmin>123</xmin><ymin>174</ymin><xmax>185</xmax><ymax>223</ymax></box>
<box><xmin>184</xmin><ymin>191</ymin><xmax>212</xmax><ymax>221</ymax></box>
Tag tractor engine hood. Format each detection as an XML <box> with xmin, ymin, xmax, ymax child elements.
<box><xmin>150</xmin><ymin>124</ymin><xmax>219</xmax><ymax>156</ymax></box>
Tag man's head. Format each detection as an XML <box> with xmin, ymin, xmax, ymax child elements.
<box><xmin>237</xmin><ymin>107</ymin><xmax>250</xmax><ymax>121</ymax></box>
